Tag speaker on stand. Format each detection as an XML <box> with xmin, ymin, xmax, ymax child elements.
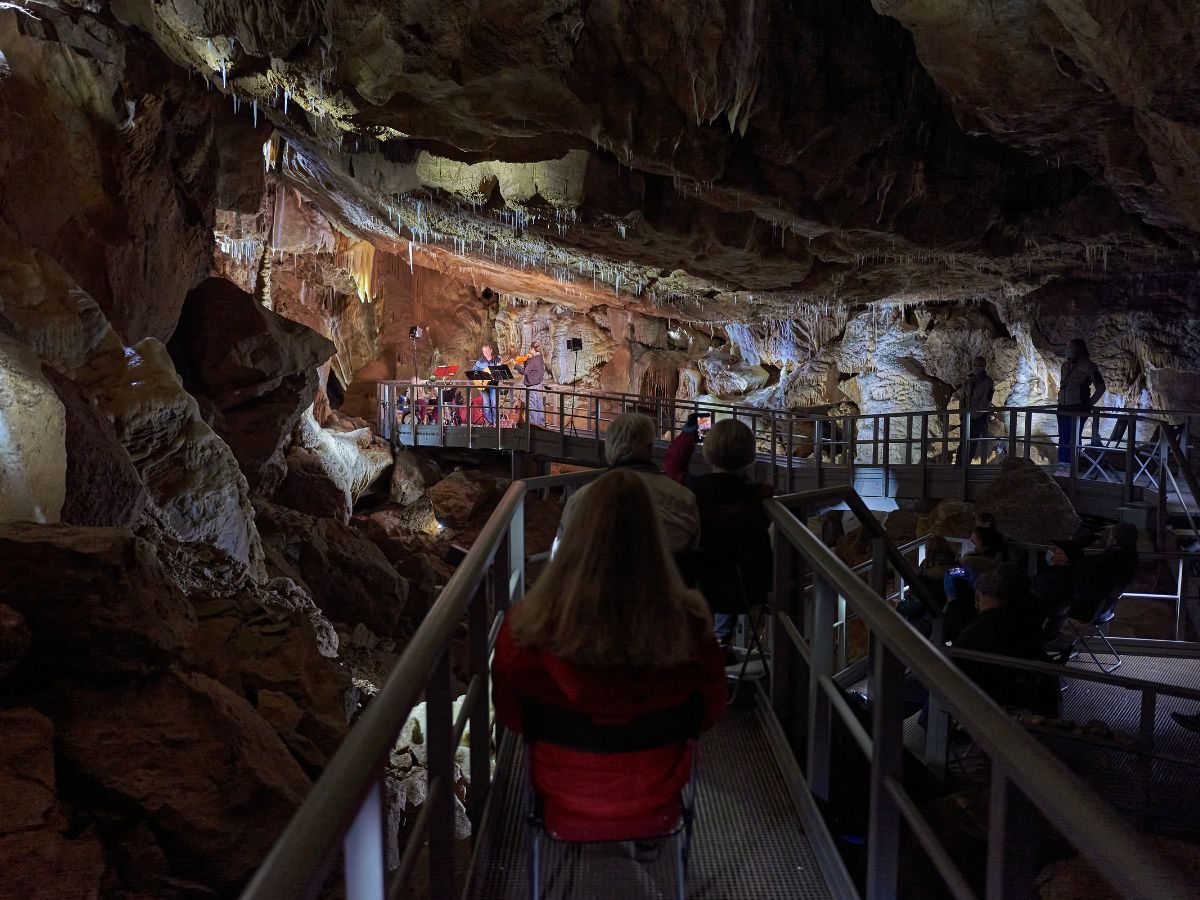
<box><xmin>565</xmin><ymin>337</ymin><xmax>583</xmax><ymax>437</ymax></box>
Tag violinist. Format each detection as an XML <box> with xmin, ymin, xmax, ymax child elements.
<box><xmin>513</xmin><ymin>341</ymin><xmax>547</xmax><ymax>426</ymax></box>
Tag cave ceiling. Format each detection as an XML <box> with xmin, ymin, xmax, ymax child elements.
<box><xmin>33</xmin><ymin>2</ymin><xmax>1200</xmax><ymax>322</ymax></box>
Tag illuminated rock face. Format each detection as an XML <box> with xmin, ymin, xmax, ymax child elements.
<box><xmin>0</xmin><ymin>335</ymin><xmax>66</xmax><ymax>524</ymax></box>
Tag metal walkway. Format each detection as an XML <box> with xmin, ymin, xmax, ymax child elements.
<box><xmin>469</xmin><ymin>703</ymin><xmax>831</xmax><ymax>900</ymax></box>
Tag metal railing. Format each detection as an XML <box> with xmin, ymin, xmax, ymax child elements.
<box><xmin>241</xmin><ymin>469</ymin><xmax>601</xmax><ymax>900</ymax></box>
<box><xmin>377</xmin><ymin>381</ymin><xmax>1198</xmax><ymax>514</ymax></box>
<box><xmin>767</xmin><ymin>485</ymin><xmax>1193</xmax><ymax>899</ymax></box>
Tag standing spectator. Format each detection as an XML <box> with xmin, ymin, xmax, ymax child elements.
<box><xmin>957</xmin><ymin>356</ymin><xmax>994</xmax><ymax>464</ymax></box>
<box><xmin>1056</xmin><ymin>339</ymin><xmax>1106</xmax><ymax>474</ymax></box>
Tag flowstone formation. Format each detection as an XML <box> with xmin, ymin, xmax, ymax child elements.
<box><xmin>1</xmin><ymin>0</ymin><xmax>1199</xmax><ymax>895</ymax></box>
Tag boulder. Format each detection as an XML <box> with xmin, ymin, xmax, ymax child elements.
<box><xmin>390</xmin><ymin>449</ymin><xmax>442</xmax><ymax>507</ymax></box>
<box><xmin>427</xmin><ymin>470</ymin><xmax>497</xmax><ymax>528</ymax></box>
<box><xmin>49</xmin><ymin>668</ymin><xmax>311</xmax><ymax>891</ymax></box>
<box><xmin>917</xmin><ymin>499</ymin><xmax>978</xmax><ymax>540</ymax></box>
<box><xmin>0</xmin><ymin>708</ymin><xmax>106</xmax><ymax>900</ymax></box>
<box><xmin>0</xmin><ymin>524</ymin><xmax>196</xmax><ymax>674</ymax></box>
<box><xmin>0</xmin><ymin>332</ymin><xmax>67</xmax><ymax>523</ymax></box>
<box><xmin>168</xmin><ymin>278</ymin><xmax>336</xmax><ymax>493</ymax></box>
<box><xmin>184</xmin><ymin>589</ymin><xmax>350</xmax><ymax>768</ymax></box>
<box><xmin>256</xmin><ymin>501</ymin><xmax>409</xmax><ymax>637</ymax></box>
<box><xmin>274</xmin><ymin>445</ymin><xmax>352</xmax><ymax>523</ymax></box>
<box><xmin>295</xmin><ymin>407</ymin><xmax>393</xmax><ymax>502</ymax></box>
<box><xmin>0</xmin><ymin>603</ymin><xmax>30</xmax><ymax>678</ymax></box>
<box><xmin>41</xmin><ymin>364</ymin><xmax>146</xmax><ymax>528</ymax></box>
<box><xmin>78</xmin><ymin>337</ymin><xmax>267</xmax><ymax>579</ymax></box>
<box><xmin>975</xmin><ymin>458</ymin><xmax>1081</xmax><ymax>545</ymax></box>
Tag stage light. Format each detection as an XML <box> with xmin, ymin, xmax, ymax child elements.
<box><xmin>409</xmin><ymin>325</ymin><xmax>425</xmax><ymax>340</ymax></box>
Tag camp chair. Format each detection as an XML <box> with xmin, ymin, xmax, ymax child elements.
<box><xmin>523</xmin><ymin>695</ymin><xmax>702</xmax><ymax>900</ymax></box>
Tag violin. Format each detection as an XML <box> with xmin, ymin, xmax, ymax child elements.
<box><xmin>514</xmin><ymin>353</ymin><xmax>532</xmax><ymax>365</ymax></box>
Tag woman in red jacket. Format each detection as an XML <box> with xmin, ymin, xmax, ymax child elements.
<box><xmin>492</xmin><ymin>469</ymin><xmax>726</xmax><ymax>841</ymax></box>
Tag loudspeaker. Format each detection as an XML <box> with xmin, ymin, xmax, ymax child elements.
<box><xmin>567</xmin><ymin>337</ymin><xmax>583</xmax><ymax>351</ymax></box>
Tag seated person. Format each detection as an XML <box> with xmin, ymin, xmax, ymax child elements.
<box><xmin>1067</xmin><ymin>522</ymin><xmax>1139</xmax><ymax>624</ymax></box>
<box><xmin>897</xmin><ymin>535</ymin><xmax>957</xmax><ymax>637</ymax></box>
<box><xmin>954</xmin><ymin>565</ymin><xmax>1056</xmax><ymax>714</ymax></box>
<box><xmin>493</xmin><ymin>469</ymin><xmax>725</xmax><ymax>838</ymax></box>
<box><xmin>559</xmin><ymin>413</ymin><xmax>699</xmax><ymax>555</ymax></box>
<box><xmin>1034</xmin><ymin>539</ymin><xmax>1082</xmax><ymax>639</ymax></box>
<box><xmin>942</xmin><ymin>525</ymin><xmax>1009</xmax><ymax>640</ymax></box>
<box><xmin>677</xmin><ymin>418</ymin><xmax>773</xmax><ymax>650</ymax></box>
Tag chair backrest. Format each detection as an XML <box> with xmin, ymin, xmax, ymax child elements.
<box><xmin>523</xmin><ymin>693</ymin><xmax>703</xmax><ymax>754</ymax></box>
<box><xmin>1090</xmin><ymin>583</ymin><xmax>1127</xmax><ymax>625</ymax></box>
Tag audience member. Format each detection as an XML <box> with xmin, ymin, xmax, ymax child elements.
<box><xmin>897</xmin><ymin>535</ymin><xmax>957</xmax><ymax>637</ymax></box>
<box><xmin>953</xmin><ymin>565</ymin><xmax>1056</xmax><ymax>713</ymax></box>
<box><xmin>1055</xmin><ymin>338</ymin><xmax>1106</xmax><ymax>474</ymax></box>
<box><xmin>559</xmin><ymin>412</ymin><xmax>699</xmax><ymax>553</ymax></box>
<box><xmin>1064</xmin><ymin>522</ymin><xmax>1139</xmax><ymax>625</ymax></box>
<box><xmin>956</xmin><ymin>355</ymin><xmax>994</xmax><ymax>464</ymax></box>
<box><xmin>1033</xmin><ymin>539</ymin><xmax>1082</xmax><ymax>639</ymax></box>
<box><xmin>673</xmin><ymin>418</ymin><xmax>774</xmax><ymax>651</ymax></box>
<box><xmin>943</xmin><ymin>525</ymin><xmax>1009</xmax><ymax>639</ymax></box>
<box><xmin>493</xmin><ymin>470</ymin><xmax>726</xmax><ymax>836</ymax></box>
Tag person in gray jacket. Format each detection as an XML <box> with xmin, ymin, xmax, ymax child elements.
<box><xmin>956</xmin><ymin>355</ymin><xmax>994</xmax><ymax>463</ymax></box>
<box><xmin>513</xmin><ymin>341</ymin><xmax>547</xmax><ymax>426</ymax></box>
<box><xmin>1056</xmin><ymin>339</ymin><xmax>1106</xmax><ymax>471</ymax></box>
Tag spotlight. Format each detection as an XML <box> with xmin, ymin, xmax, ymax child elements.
<box><xmin>409</xmin><ymin>325</ymin><xmax>425</xmax><ymax>340</ymax></box>
<box><xmin>566</xmin><ymin>337</ymin><xmax>583</xmax><ymax>351</ymax></box>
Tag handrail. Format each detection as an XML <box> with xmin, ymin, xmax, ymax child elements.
<box><xmin>242</xmin><ymin>482</ymin><xmax>528</xmax><ymax>899</ymax></box>
<box><xmin>765</xmin><ymin>488</ymin><xmax>1192</xmax><ymax>899</ymax></box>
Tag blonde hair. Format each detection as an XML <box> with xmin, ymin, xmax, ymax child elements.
<box><xmin>703</xmin><ymin>418</ymin><xmax>756</xmax><ymax>471</ymax></box>
<box><xmin>511</xmin><ymin>469</ymin><xmax>711</xmax><ymax>666</ymax></box>
<box><xmin>605</xmin><ymin>412</ymin><xmax>655</xmax><ymax>466</ymax></box>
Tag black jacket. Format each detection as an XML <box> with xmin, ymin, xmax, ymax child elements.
<box><xmin>685</xmin><ymin>473</ymin><xmax>773</xmax><ymax>615</ymax></box>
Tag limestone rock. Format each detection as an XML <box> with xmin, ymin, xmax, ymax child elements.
<box><xmin>258</xmin><ymin>575</ymin><xmax>341</xmax><ymax>659</ymax></box>
<box><xmin>80</xmin><ymin>337</ymin><xmax>267</xmax><ymax>579</ymax></box>
<box><xmin>41</xmin><ymin>364</ymin><xmax>146</xmax><ymax>528</ymax></box>
<box><xmin>296</xmin><ymin>408</ymin><xmax>394</xmax><ymax>502</ymax></box>
<box><xmin>698</xmin><ymin>349</ymin><xmax>769</xmax><ymax>398</ymax></box>
<box><xmin>256</xmin><ymin>501</ymin><xmax>409</xmax><ymax>637</ymax></box>
<box><xmin>390</xmin><ymin>449</ymin><xmax>442</xmax><ymax>507</ymax></box>
<box><xmin>168</xmin><ymin>278</ymin><xmax>336</xmax><ymax>493</ymax></box>
<box><xmin>0</xmin><ymin>524</ymin><xmax>196</xmax><ymax>674</ymax></box>
<box><xmin>0</xmin><ymin>708</ymin><xmax>105</xmax><ymax>900</ymax></box>
<box><xmin>0</xmin><ymin>604</ymin><xmax>30</xmax><ymax>679</ymax></box>
<box><xmin>975</xmin><ymin>458</ymin><xmax>1081</xmax><ymax>545</ymax></box>
<box><xmin>427</xmin><ymin>470</ymin><xmax>497</xmax><ymax>528</ymax></box>
<box><xmin>49</xmin><ymin>668</ymin><xmax>311</xmax><ymax>891</ymax></box>
<box><xmin>274</xmin><ymin>445</ymin><xmax>353</xmax><ymax>523</ymax></box>
<box><xmin>184</xmin><ymin>590</ymin><xmax>350</xmax><ymax>768</ymax></box>
<box><xmin>0</xmin><ymin>332</ymin><xmax>66</xmax><ymax>523</ymax></box>
<box><xmin>917</xmin><ymin>500</ymin><xmax>977</xmax><ymax>540</ymax></box>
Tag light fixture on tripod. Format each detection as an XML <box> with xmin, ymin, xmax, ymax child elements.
<box><xmin>409</xmin><ymin>325</ymin><xmax>425</xmax><ymax>383</ymax></box>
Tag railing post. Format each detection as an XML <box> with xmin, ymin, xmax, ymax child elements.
<box><xmin>919</xmin><ymin>413</ymin><xmax>929</xmax><ymax>499</ymax></box>
<box><xmin>409</xmin><ymin>382</ymin><xmax>418</xmax><ymax>446</ymax></box>
<box><xmin>985</xmin><ymin>768</ymin><xmax>1036</xmax><ymax>900</ymax></box>
<box><xmin>1008</xmin><ymin>409</ymin><xmax>1017</xmax><ymax>459</ymax></box>
<box><xmin>593</xmin><ymin>396</ymin><xmax>602</xmax><ymax>462</ymax></box>
<box><xmin>1124</xmin><ymin>411</ymin><xmax>1137</xmax><ymax>503</ymax></box>
<box><xmin>924</xmin><ymin>617</ymin><xmax>949</xmax><ymax>778</ymax></box>
<box><xmin>425</xmin><ymin>649</ymin><xmax>455</xmax><ymax>899</ymax></box>
<box><xmin>771</xmin><ymin>532</ymin><xmax>804</xmax><ymax>749</ymax></box>
<box><xmin>866</xmin><ymin>643</ymin><xmax>905</xmax><ymax>899</ymax></box>
<box><xmin>343</xmin><ymin>781</ymin><xmax>385</xmax><ymax>900</ymax></box>
<box><xmin>808</xmin><ymin>575</ymin><xmax>836</xmax><ymax>801</ymax></box>
<box><xmin>813</xmin><ymin>419</ymin><xmax>821</xmax><ymax>489</ymax></box>
<box><xmin>1023</xmin><ymin>409</ymin><xmax>1032</xmax><ymax>459</ymax></box>
<box><xmin>789</xmin><ymin>418</ymin><xmax>797</xmax><ymax>492</ymax></box>
<box><xmin>468</xmin><ymin>584</ymin><xmax>491</xmax><ymax>827</ymax></box>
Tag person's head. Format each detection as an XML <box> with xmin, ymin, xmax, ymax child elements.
<box><xmin>605</xmin><ymin>412</ymin><xmax>655</xmax><ymax>466</ymax></box>
<box><xmin>975</xmin><ymin>511</ymin><xmax>997</xmax><ymax>529</ymax></box>
<box><xmin>972</xmin><ymin>356</ymin><xmax>987</xmax><ymax>375</ymax></box>
<box><xmin>969</xmin><ymin>525</ymin><xmax>1006</xmax><ymax>559</ymax></box>
<box><xmin>1108</xmin><ymin>522</ymin><xmax>1139</xmax><ymax>551</ymax></box>
<box><xmin>924</xmin><ymin>535</ymin><xmax>957</xmax><ymax>565</ymax></box>
<box><xmin>1066</xmin><ymin>338</ymin><xmax>1089</xmax><ymax>362</ymax></box>
<box><xmin>481</xmin><ymin>343</ymin><xmax>495</xmax><ymax>358</ymax></box>
<box><xmin>531</xmin><ymin>340</ymin><xmax>541</xmax><ymax>354</ymax></box>
<box><xmin>974</xmin><ymin>564</ymin><xmax>1030</xmax><ymax>612</ymax></box>
<box><xmin>510</xmin><ymin>469</ymin><xmax>710</xmax><ymax>666</ymax></box>
<box><xmin>703</xmin><ymin>418</ymin><xmax>757</xmax><ymax>473</ymax></box>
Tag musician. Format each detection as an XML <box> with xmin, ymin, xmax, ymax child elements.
<box><xmin>513</xmin><ymin>341</ymin><xmax>547</xmax><ymax>426</ymax></box>
<box><xmin>473</xmin><ymin>343</ymin><xmax>501</xmax><ymax>425</ymax></box>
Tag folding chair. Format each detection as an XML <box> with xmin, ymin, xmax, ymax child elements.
<box><xmin>1064</xmin><ymin>586</ymin><xmax>1124</xmax><ymax>673</ymax></box>
<box><xmin>523</xmin><ymin>696</ymin><xmax>702</xmax><ymax>900</ymax></box>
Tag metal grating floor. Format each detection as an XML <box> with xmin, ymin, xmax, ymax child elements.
<box><xmin>469</xmin><ymin>705</ymin><xmax>831</xmax><ymax>900</ymax></box>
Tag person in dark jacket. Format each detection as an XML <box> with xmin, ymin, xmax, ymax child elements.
<box><xmin>493</xmin><ymin>469</ymin><xmax>725</xmax><ymax>840</ymax></box>
<box><xmin>954</xmin><ymin>565</ymin><xmax>1055</xmax><ymax>713</ymax></box>
<box><xmin>956</xmin><ymin>356</ymin><xmax>994</xmax><ymax>464</ymax></box>
<box><xmin>513</xmin><ymin>341</ymin><xmax>547</xmax><ymax>426</ymax></box>
<box><xmin>897</xmin><ymin>535</ymin><xmax>957</xmax><ymax>637</ymax></box>
<box><xmin>1056</xmin><ymin>338</ymin><xmax>1106</xmax><ymax>472</ymax></box>
<box><xmin>1034</xmin><ymin>539</ymin><xmax>1082</xmax><ymax>639</ymax></box>
<box><xmin>668</xmin><ymin>418</ymin><xmax>773</xmax><ymax>648</ymax></box>
<box><xmin>942</xmin><ymin>525</ymin><xmax>1009</xmax><ymax>640</ymax></box>
<box><xmin>663</xmin><ymin>411</ymin><xmax>711</xmax><ymax>483</ymax></box>
<box><xmin>1067</xmin><ymin>522</ymin><xmax>1139</xmax><ymax>624</ymax></box>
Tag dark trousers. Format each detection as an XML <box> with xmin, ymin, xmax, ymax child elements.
<box><xmin>1057</xmin><ymin>410</ymin><xmax>1083</xmax><ymax>464</ymax></box>
<box><xmin>958</xmin><ymin>413</ymin><xmax>988</xmax><ymax>462</ymax></box>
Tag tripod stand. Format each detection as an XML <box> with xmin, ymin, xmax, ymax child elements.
<box><xmin>563</xmin><ymin>347</ymin><xmax>581</xmax><ymax>436</ymax></box>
